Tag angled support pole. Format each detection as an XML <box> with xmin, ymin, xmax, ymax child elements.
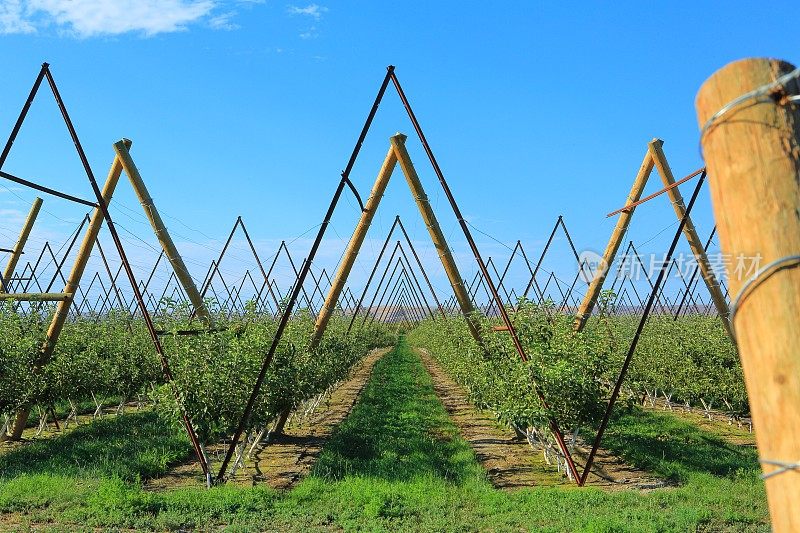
<box><xmin>113</xmin><ymin>140</ymin><xmax>210</xmax><ymax>324</ymax></box>
<box><xmin>390</xmin><ymin>134</ymin><xmax>482</xmax><ymax>343</ymax></box>
<box><xmin>648</xmin><ymin>140</ymin><xmax>732</xmax><ymax>338</ymax></box>
<box><xmin>574</xmin><ymin>150</ymin><xmax>655</xmax><ymax>330</ymax></box>
<box><xmin>216</xmin><ymin>65</ymin><xmax>396</xmax><ymax>482</ymax></box>
<box><xmin>310</xmin><ymin>137</ymin><xmax>400</xmax><ymax>348</ymax></box>
<box><xmin>1</xmin><ymin>197</ymin><xmax>42</xmax><ymax>292</ymax></box>
<box><xmin>574</xmin><ymin>138</ymin><xmax>732</xmax><ymax>339</ymax></box>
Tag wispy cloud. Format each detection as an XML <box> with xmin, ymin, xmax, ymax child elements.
<box><xmin>0</xmin><ymin>0</ymin><xmax>35</xmax><ymax>34</ymax></box>
<box><xmin>0</xmin><ymin>208</ymin><xmax>26</xmax><ymax>227</ymax></box>
<box><xmin>299</xmin><ymin>25</ymin><xmax>316</xmax><ymax>39</ymax></box>
<box><xmin>0</xmin><ymin>0</ymin><xmax>265</xmax><ymax>37</ymax></box>
<box><xmin>208</xmin><ymin>10</ymin><xmax>239</xmax><ymax>30</ymax></box>
<box><xmin>287</xmin><ymin>3</ymin><xmax>327</xmax><ymax>21</ymax></box>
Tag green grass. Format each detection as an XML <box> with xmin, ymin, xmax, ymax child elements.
<box><xmin>0</xmin><ymin>338</ymin><xmax>769</xmax><ymax>531</ymax></box>
<box><xmin>602</xmin><ymin>407</ymin><xmax>759</xmax><ymax>483</ymax></box>
<box><xmin>0</xmin><ymin>410</ymin><xmax>191</xmax><ymax>482</ymax></box>
<box><xmin>310</xmin><ymin>337</ymin><xmax>484</xmax><ymax>484</ymax></box>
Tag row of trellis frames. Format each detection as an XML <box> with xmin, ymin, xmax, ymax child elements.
<box><xmin>25</xmin><ymin>213</ymin><xmax>724</xmax><ymax>324</ymax></box>
<box><xmin>346</xmin><ymin>214</ymin><xmax>445</xmax><ymax>332</ymax></box>
<box><xmin>465</xmin><ymin>210</ymin><xmax>729</xmax><ymax>320</ymax></box>
<box><xmin>3</xmin><ymin>213</ymin><xmax>383</xmax><ymax>321</ymax></box>
<box><xmin>457</xmin><ymin>215</ymin><xmax>590</xmax><ymax>317</ymax></box>
<box><xmin>356</xmin><ymin>239</ymin><xmax>433</xmax><ymax>328</ymax></box>
<box><xmin>192</xmin><ymin>215</ymin><xmax>365</xmax><ymax>318</ymax></box>
<box><xmin>7</xmin><ymin>212</ymin><xmax>602</xmax><ymax>323</ymax></box>
<box><xmin>214</xmin><ymin>65</ymin><xmax>584</xmax><ymax>483</ymax></box>
<box><xmin>3</xmin><ymin>64</ymin><xmax>729</xmax><ymax>488</ymax></box>
<box><xmin>602</xmin><ymin>233</ymin><xmax>728</xmax><ymax>317</ymax></box>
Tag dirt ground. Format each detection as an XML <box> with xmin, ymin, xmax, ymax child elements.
<box><xmin>415</xmin><ymin>348</ymin><xmax>668</xmax><ymax>491</ymax></box>
<box><xmin>146</xmin><ymin>347</ymin><xmax>391</xmax><ymax>491</ymax></box>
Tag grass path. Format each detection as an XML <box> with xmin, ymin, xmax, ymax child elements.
<box><xmin>0</xmin><ymin>338</ymin><xmax>770</xmax><ymax>531</ymax></box>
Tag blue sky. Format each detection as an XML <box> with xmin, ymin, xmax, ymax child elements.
<box><xmin>0</xmin><ymin>1</ymin><xmax>796</xmax><ymax>305</ymax></box>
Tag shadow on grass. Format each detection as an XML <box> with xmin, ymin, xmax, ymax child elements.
<box><xmin>601</xmin><ymin>407</ymin><xmax>760</xmax><ymax>482</ymax></box>
<box><xmin>310</xmin><ymin>339</ymin><xmax>483</xmax><ymax>485</ymax></box>
<box><xmin>0</xmin><ymin>411</ymin><xmax>191</xmax><ymax>482</ymax></box>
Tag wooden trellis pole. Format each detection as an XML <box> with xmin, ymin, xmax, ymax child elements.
<box><xmin>696</xmin><ymin>57</ymin><xmax>800</xmax><ymax>532</ymax></box>
<box><xmin>648</xmin><ymin>140</ymin><xmax>732</xmax><ymax>338</ymax></box>
<box><xmin>573</xmin><ymin>150</ymin><xmax>654</xmax><ymax>330</ymax></box>
<box><xmin>7</xmin><ymin>142</ymin><xmax>130</xmax><ymax>440</ymax></box>
<box><xmin>1</xmin><ymin>197</ymin><xmax>42</xmax><ymax>292</ymax></box>
<box><xmin>391</xmin><ymin>133</ymin><xmax>481</xmax><ymax>342</ymax></box>
<box><xmin>311</xmin><ymin>142</ymin><xmax>398</xmax><ymax>346</ymax></box>
<box><xmin>113</xmin><ymin>140</ymin><xmax>210</xmax><ymax>324</ymax></box>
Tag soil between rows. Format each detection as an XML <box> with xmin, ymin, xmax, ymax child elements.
<box><xmin>148</xmin><ymin>344</ymin><xmax>670</xmax><ymax>492</ymax></box>
<box><xmin>414</xmin><ymin>347</ymin><xmax>668</xmax><ymax>491</ymax></box>
<box><xmin>146</xmin><ymin>346</ymin><xmax>392</xmax><ymax>491</ymax></box>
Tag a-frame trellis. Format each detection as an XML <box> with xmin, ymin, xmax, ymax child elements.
<box><xmin>215</xmin><ymin>66</ymin><xmax>584</xmax><ymax>484</ymax></box>
<box><xmin>0</xmin><ymin>63</ymin><xmax>216</xmax><ymax>484</ymax></box>
<box><xmin>573</xmin><ymin>139</ymin><xmax>732</xmax><ymax>338</ymax></box>
<box><xmin>310</xmin><ymin>133</ymin><xmax>479</xmax><ymax>347</ymax></box>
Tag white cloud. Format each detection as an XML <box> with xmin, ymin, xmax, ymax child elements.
<box><xmin>0</xmin><ymin>0</ymin><xmax>35</xmax><ymax>33</ymax></box>
<box><xmin>0</xmin><ymin>208</ymin><xmax>26</xmax><ymax>227</ymax></box>
<box><xmin>287</xmin><ymin>3</ymin><xmax>327</xmax><ymax>20</ymax></box>
<box><xmin>299</xmin><ymin>25</ymin><xmax>316</xmax><ymax>39</ymax></box>
<box><xmin>208</xmin><ymin>10</ymin><xmax>238</xmax><ymax>30</ymax></box>
<box><xmin>0</xmin><ymin>0</ymin><xmax>248</xmax><ymax>37</ymax></box>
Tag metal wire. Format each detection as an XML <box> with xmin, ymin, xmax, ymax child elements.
<box><xmin>729</xmin><ymin>254</ymin><xmax>800</xmax><ymax>329</ymax></box>
<box><xmin>700</xmin><ymin>67</ymin><xmax>800</xmax><ymax>145</ymax></box>
<box><xmin>760</xmin><ymin>458</ymin><xmax>800</xmax><ymax>480</ymax></box>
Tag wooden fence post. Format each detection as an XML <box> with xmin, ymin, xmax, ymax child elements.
<box><xmin>696</xmin><ymin>57</ymin><xmax>800</xmax><ymax>532</ymax></box>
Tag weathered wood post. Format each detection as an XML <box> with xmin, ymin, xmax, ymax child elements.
<box><xmin>1</xmin><ymin>197</ymin><xmax>42</xmax><ymax>292</ymax></box>
<box><xmin>391</xmin><ymin>133</ymin><xmax>483</xmax><ymax>344</ymax></box>
<box><xmin>573</xmin><ymin>149</ymin><xmax>655</xmax><ymax>331</ymax></box>
<box><xmin>7</xmin><ymin>141</ymin><xmax>131</xmax><ymax>440</ymax></box>
<box><xmin>696</xmin><ymin>57</ymin><xmax>800</xmax><ymax>532</ymax></box>
<box><xmin>311</xmin><ymin>141</ymin><xmax>399</xmax><ymax>347</ymax></box>
<box><xmin>113</xmin><ymin>139</ymin><xmax>210</xmax><ymax>324</ymax></box>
